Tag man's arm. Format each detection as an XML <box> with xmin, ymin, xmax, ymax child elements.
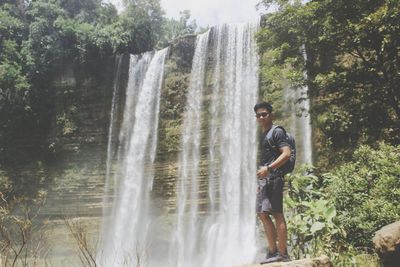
<box><xmin>257</xmin><ymin>146</ymin><xmax>291</xmax><ymax>178</ymax></box>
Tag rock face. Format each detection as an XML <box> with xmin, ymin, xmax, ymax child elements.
<box><xmin>373</xmin><ymin>221</ymin><xmax>400</xmax><ymax>267</ymax></box>
<box><xmin>236</xmin><ymin>256</ymin><xmax>333</xmax><ymax>267</ymax></box>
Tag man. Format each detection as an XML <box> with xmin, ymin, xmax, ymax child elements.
<box><xmin>254</xmin><ymin>102</ymin><xmax>291</xmax><ymax>263</ymax></box>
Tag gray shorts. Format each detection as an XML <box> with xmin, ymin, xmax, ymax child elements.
<box><xmin>256</xmin><ymin>176</ymin><xmax>284</xmax><ymax>213</ymax></box>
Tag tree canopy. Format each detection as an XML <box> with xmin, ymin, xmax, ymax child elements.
<box><xmin>257</xmin><ymin>0</ymin><xmax>400</xmax><ymax>168</ymax></box>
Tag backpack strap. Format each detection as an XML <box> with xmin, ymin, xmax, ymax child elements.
<box><xmin>265</xmin><ymin>125</ymin><xmax>287</xmax><ymax>153</ymax></box>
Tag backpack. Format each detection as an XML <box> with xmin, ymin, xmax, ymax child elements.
<box><xmin>265</xmin><ymin>125</ymin><xmax>296</xmax><ymax>175</ymax></box>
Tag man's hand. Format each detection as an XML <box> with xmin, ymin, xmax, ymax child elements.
<box><xmin>257</xmin><ymin>166</ymin><xmax>269</xmax><ymax>179</ymax></box>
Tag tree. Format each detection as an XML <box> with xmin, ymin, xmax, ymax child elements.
<box><xmin>304</xmin><ymin>0</ymin><xmax>400</xmax><ymax>145</ymax></box>
<box><xmin>257</xmin><ymin>0</ymin><xmax>400</xmax><ymax>168</ymax></box>
<box><xmin>0</xmin><ymin>3</ymin><xmax>31</xmax><ymax>155</ymax></box>
<box><xmin>116</xmin><ymin>0</ymin><xmax>165</xmax><ymax>53</ymax></box>
<box><xmin>158</xmin><ymin>10</ymin><xmax>198</xmax><ymax>48</ymax></box>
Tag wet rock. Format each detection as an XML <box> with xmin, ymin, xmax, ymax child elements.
<box><xmin>236</xmin><ymin>255</ymin><xmax>332</xmax><ymax>267</ymax></box>
<box><xmin>373</xmin><ymin>221</ymin><xmax>400</xmax><ymax>267</ymax></box>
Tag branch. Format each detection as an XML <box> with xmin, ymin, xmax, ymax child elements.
<box><xmin>11</xmin><ymin>220</ymin><xmax>27</xmax><ymax>267</ymax></box>
<box><xmin>347</xmin><ymin>47</ymin><xmax>374</xmax><ymax>70</ymax></box>
<box><xmin>64</xmin><ymin>217</ymin><xmax>97</xmax><ymax>267</ymax></box>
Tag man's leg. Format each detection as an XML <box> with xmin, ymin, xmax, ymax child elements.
<box><xmin>272</xmin><ymin>212</ymin><xmax>288</xmax><ymax>255</ymax></box>
<box><xmin>257</xmin><ymin>212</ymin><xmax>277</xmax><ymax>253</ymax></box>
<box><xmin>270</xmin><ymin>176</ymin><xmax>287</xmax><ymax>255</ymax></box>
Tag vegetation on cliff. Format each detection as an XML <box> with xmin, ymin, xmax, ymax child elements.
<box><xmin>0</xmin><ymin>0</ymin><xmax>198</xmax><ymax>161</ymax></box>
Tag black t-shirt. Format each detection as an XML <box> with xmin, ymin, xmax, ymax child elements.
<box><xmin>259</xmin><ymin>126</ymin><xmax>290</xmax><ymax>167</ymax></box>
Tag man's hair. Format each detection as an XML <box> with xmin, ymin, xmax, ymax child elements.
<box><xmin>254</xmin><ymin>102</ymin><xmax>273</xmax><ymax>113</ymax></box>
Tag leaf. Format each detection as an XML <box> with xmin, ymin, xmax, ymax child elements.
<box><xmin>310</xmin><ymin>221</ymin><xmax>325</xmax><ymax>234</ymax></box>
<box><xmin>325</xmin><ymin>206</ymin><xmax>336</xmax><ymax>221</ymax></box>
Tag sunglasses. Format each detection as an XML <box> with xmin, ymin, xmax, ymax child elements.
<box><xmin>255</xmin><ymin>112</ymin><xmax>269</xmax><ymax>118</ymax></box>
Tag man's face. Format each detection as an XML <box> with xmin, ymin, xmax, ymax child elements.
<box><xmin>255</xmin><ymin>108</ymin><xmax>271</xmax><ymax>126</ymax></box>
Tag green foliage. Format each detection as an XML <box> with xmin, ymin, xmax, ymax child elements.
<box><xmin>22</xmin><ymin>0</ymin><xmax>121</xmax><ymax>73</ymax></box>
<box><xmin>256</xmin><ymin>1</ymin><xmax>307</xmax><ymax>123</ymax></box>
<box><xmin>0</xmin><ymin>0</ymin><xmax>200</xmax><ymax>160</ymax></box>
<box><xmin>0</xmin><ymin>4</ymin><xmax>25</xmax><ymax>41</ymax></box>
<box><xmin>23</xmin><ymin>0</ymin><xmax>67</xmax><ymax>75</ymax></box>
<box><xmin>0</xmin><ymin>42</ymin><xmax>29</xmax><ymax>95</ymax></box>
<box><xmin>286</xmin><ymin>144</ymin><xmax>399</xmax><ymax>264</ymax></box>
<box><xmin>117</xmin><ymin>0</ymin><xmax>164</xmax><ymax>53</ymax></box>
<box><xmin>159</xmin><ymin>119</ymin><xmax>183</xmax><ymax>153</ymax></box>
<box><xmin>56</xmin><ymin>105</ymin><xmax>78</xmax><ymax>136</ymax></box>
<box><xmin>162</xmin><ymin>73</ymin><xmax>190</xmax><ymax>119</ymax></box>
<box><xmin>285</xmin><ymin>165</ymin><xmax>346</xmax><ymax>260</ymax></box>
<box><xmin>158</xmin><ymin>72</ymin><xmax>190</xmax><ymax>153</ymax></box>
<box><xmin>256</xmin><ymin>42</ymin><xmax>285</xmax><ymax>115</ymax></box>
<box><xmin>324</xmin><ymin>143</ymin><xmax>400</xmax><ymax>248</ymax></box>
<box><xmin>0</xmin><ymin>3</ymin><xmax>32</xmax><ymax>154</ymax></box>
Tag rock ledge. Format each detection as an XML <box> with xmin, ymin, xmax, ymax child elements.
<box><xmin>235</xmin><ymin>255</ymin><xmax>332</xmax><ymax>267</ymax></box>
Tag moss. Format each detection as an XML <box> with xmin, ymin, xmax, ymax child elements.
<box><xmin>159</xmin><ymin>119</ymin><xmax>182</xmax><ymax>153</ymax></box>
<box><xmin>161</xmin><ymin>74</ymin><xmax>190</xmax><ymax>120</ymax></box>
<box><xmin>157</xmin><ymin>41</ymin><xmax>194</xmax><ymax>154</ymax></box>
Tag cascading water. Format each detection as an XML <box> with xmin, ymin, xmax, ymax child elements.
<box><xmin>203</xmin><ymin>22</ymin><xmax>259</xmax><ymax>267</ymax></box>
<box><xmin>99</xmin><ymin>19</ymin><xmax>312</xmax><ymax>267</ymax></box>
<box><xmin>299</xmin><ymin>46</ymin><xmax>313</xmax><ymax>164</ymax></box>
<box><xmin>284</xmin><ymin>46</ymin><xmax>313</xmax><ymax>165</ymax></box>
<box><xmin>171</xmin><ymin>21</ymin><xmax>260</xmax><ymax>267</ymax></box>
<box><xmin>102</xmin><ymin>55</ymin><xmax>124</xmax><ymax>220</ymax></box>
<box><xmin>203</xmin><ymin>23</ymin><xmax>258</xmax><ymax>266</ymax></box>
<box><xmin>98</xmin><ymin>48</ymin><xmax>168</xmax><ymax>266</ymax></box>
<box><xmin>171</xmin><ymin>30</ymin><xmax>211</xmax><ymax>267</ymax></box>
<box><xmin>293</xmin><ymin>85</ymin><xmax>313</xmax><ymax>164</ymax></box>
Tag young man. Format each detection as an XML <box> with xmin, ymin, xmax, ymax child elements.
<box><xmin>254</xmin><ymin>102</ymin><xmax>291</xmax><ymax>263</ymax></box>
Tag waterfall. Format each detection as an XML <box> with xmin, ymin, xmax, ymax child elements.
<box><xmin>203</xmin><ymin>22</ymin><xmax>259</xmax><ymax>267</ymax></box>
<box><xmin>299</xmin><ymin>45</ymin><xmax>313</xmax><ymax>164</ymax></box>
<box><xmin>102</xmin><ymin>55</ymin><xmax>124</xmax><ymax>221</ymax></box>
<box><xmin>294</xmin><ymin>85</ymin><xmax>313</xmax><ymax>164</ymax></box>
<box><xmin>285</xmin><ymin>46</ymin><xmax>313</xmax><ymax>165</ymax></box>
<box><xmin>100</xmin><ymin>24</ymin><xmax>260</xmax><ymax>267</ymax></box>
<box><xmin>171</xmin><ymin>21</ymin><xmax>259</xmax><ymax>267</ymax></box>
<box><xmin>98</xmin><ymin>48</ymin><xmax>168</xmax><ymax>266</ymax></box>
<box><xmin>171</xmin><ymin>30</ymin><xmax>211</xmax><ymax>267</ymax></box>
<box><xmin>99</xmin><ymin>55</ymin><xmax>124</xmax><ymax>260</ymax></box>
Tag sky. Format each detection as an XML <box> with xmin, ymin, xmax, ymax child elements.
<box><xmin>105</xmin><ymin>0</ymin><xmax>263</xmax><ymax>27</ymax></box>
<box><xmin>160</xmin><ymin>0</ymin><xmax>262</xmax><ymax>27</ymax></box>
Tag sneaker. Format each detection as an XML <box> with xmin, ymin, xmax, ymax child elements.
<box><xmin>260</xmin><ymin>252</ymin><xmax>290</xmax><ymax>264</ymax></box>
<box><xmin>266</xmin><ymin>250</ymin><xmax>278</xmax><ymax>259</ymax></box>
<box><xmin>281</xmin><ymin>253</ymin><xmax>290</xmax><ymax>262</ymax></box>
<box><xmin>260</xmin><ymin>251</ymin><xmax>278</xmax><ymax>264</ymax></box>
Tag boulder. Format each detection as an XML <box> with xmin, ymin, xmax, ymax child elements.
<box><xmin>373</xmin><ymin>221</ymin><xmax>400</xmax><ymax>266</ymax></box>
<box><xmin>235</xmin><ymin>255</ymin><xmax>332</xmax><ymax>267</ymax></box>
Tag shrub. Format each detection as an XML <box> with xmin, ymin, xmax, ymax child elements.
<box><xmin>285</xmin><ymin>165</ymin><xmax>346</xmax><ymax>260</ymax></box>
<box><xmin>324</xmin><ymin>143</ymin><xmax>400</xmax><ymax>248</ymax></box>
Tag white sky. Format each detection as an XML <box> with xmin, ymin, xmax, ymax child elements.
<box><xmin>105</xmin><ymin>0</ymin><xmax>263</xmax><ymax>27</ymax></box>
<box><xmin>160</xmin><ymin>0</ymin><xmax>262</xmax><ymax>27</ymax></box>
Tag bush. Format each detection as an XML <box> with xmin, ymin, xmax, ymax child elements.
<box><xmin>0</xmin><ymin>189</ymin><xmax>48</xmax><ymax>267</ymax></box>
<box><xmin>324</xmin><ymin>143</ymin><xmax>400</xmax><ymax>248</ymax></box>
<box><xmin>285</xmin><ymin>144</ymin><xmax>399</xmax><ymax>264</ymax></box>
<box><xmin>285</xmin><ymin>165</ymin><xmax>346</xmax><ymax>260</ymax></box>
